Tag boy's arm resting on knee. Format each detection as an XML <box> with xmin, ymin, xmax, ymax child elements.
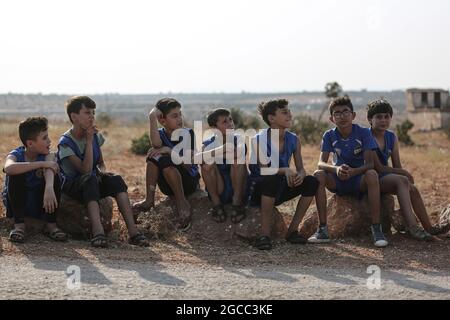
<box><xmin>348</xmin><ymin>150</ymin><xmax>374</xmax><ymax>177</ymax></box>
<box><xmin>67</xmin><ymin>155</ymin><xmax>92</xmax><ymax>175</ymax></box>
<box><xmin>3</xmin><ymin>155</ymin><xmax>53</xmax><ymax>175</ymax></box>
<box><xmin>317</xmin><ymin>152</ymin><xmax>338</xmax><ymax>174</ymax></box>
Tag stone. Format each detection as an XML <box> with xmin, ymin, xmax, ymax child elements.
<box><xmin>299</xmin><ymin>194</ymin><xmax>404</xmax><ymax>238</ymax></box>
<box><xmin>56</xmin><ymin>194</ymin><xmax>114</xmax><ymax>239</ymax></box>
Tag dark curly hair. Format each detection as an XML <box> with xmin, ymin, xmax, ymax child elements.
<box><xmin>329</xmin><ymin>96</ymin><xmax>353</xmax><ymax>115</ymax></box>
<box><xmin>19</xmin><ymin>116</ymin><xmax>48</xmax><ymax>146</ymax></box>
<box><xmin>257</xmin><ymin>99</ymin><xmax>289</xmax><ymax>125</ymax></box>
<box><xmin>367</xmin><ymin>99</ymin><xmax>393</xmax><ymax>119</ymax></box>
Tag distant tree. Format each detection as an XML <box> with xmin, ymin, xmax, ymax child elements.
<box><xmin>396</xmin><ymin>119</ymin><xmax>414</xmax><ymax>145</ymax></box>
<box><xmin>318</xmin><ymin>82</ymin><xmax>343</xmax><ymax>122</ymax></box>
<box><xmin>230</xmin><ymin>108</ymin><xmax>263</xmax><ymax>130</ymax></box>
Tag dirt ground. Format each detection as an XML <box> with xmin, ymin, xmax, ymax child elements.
<box><xmin>0</xmin><ymin>119</ymin><xmax>449</xmax><ymax>299</ymax></box>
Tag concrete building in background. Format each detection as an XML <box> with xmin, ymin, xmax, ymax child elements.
<box><xmin>406</xmin><ymin>88</ymin><xmax>450</xmax><ymax>130</ymax></box>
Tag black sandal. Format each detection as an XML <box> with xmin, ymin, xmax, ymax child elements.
<box><xmin>91</xmin><ymin>234</ymin><xmax>108</xmax><ymax>248</ymax></box>
<box><xmin>229</xmin><ymin>205</ymin><xmax>246</xmax><ymax>224</ymax></box>
<box><xmin>254</xmin><ymin>235</ymin><xmax>272</xmax><ymax>250</ymax></box>
<box><xmin>209</xmin><ymin>204</ymin><xmax>227</xmax><ymax>223</ymax></box>
<box><xmin>9</xmin><ymin>229</ymin><xmax>25</xmax><ymax>243</ymax></box>
<box><xmin>286</xmin><ymin>231</ymin><xmax>307</xmax><ymax>244</ymax></box>
<box><xmin>47</xmin><ymin>229</ymin><xmax>68</xmax><ymax>242</ymax></box>
<box><xmin>129</xmin><ymin>233</ymin><xmax>150</xmax><ymax>247</ymax></box>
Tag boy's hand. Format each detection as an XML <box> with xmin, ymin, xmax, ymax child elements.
<box><xmin>336</xmin><ymin>164</ymin><xmax>350</xmax><ymax>180</ymax></box>
<box><xmin>285</xmin><ymin>168</ymin><xmax>298</xmax><ymax>188</ymax></box>
<box><xmin>149</xmin><ymin>108</ymin><xmax>163</xmax><ymax>121</ymax></box>
<box><xmin>43</xmin><ymin>187</ymin><xmax>58</xmax><ymax>214</ymax></box>
<box><xmin>43</xmin><ymin>161</ymin><xmax>59</xmax><ymax>174</ymax></box>
<box><xmin>292</xmin><ymin>170</ymin><xmax>305</xmax><ymax>187</ymax></box>
<box><xmin>147</xmin><ymin>146</ymin><xmax>171</xmax><ymax>159</ymax></box>
<box><xmin>86</xmin><ymin>125</ymin><xmax>98</xmax><ymax>141</ymax></box>
<box><xmin>401</xmin><ymin>169</ymin><xmax>415</xmax><ymax>184</ymax></box>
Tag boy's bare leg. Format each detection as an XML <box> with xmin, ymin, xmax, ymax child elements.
<box><xmin>287</xmin><ymin>196</ymin><xmax>314</xmax><ymax>235</ymax></box>
<box><xmin>260</xmin><ymin>195</ymin><xmax>275</xmax><ymax>237</ymax></box>
<box><xmin>230</xmin><ymin>163</ymin><xmax>247</xmax><ymax>206</ymax></box>
<box><xmin>313</xmin><ymin>170</ymin><xmax>335</xmax><ymax>225</ymax></box>
<box><xmin>201</xmin><ymin>164</ymin><xmax>224</xmax><ymax>207</ymax></box>
<box><xmin>409</xmin><ymin>184</ymin><xmax>433</xmax><ymax>231</ymax></box>
<box><xmin>133</xmin><ymin>161</ymin><xmax>158</xmax><ymax>211</ymax></box>
<box><xmin>379</xmin><ymin>175</ymin><xmax>418</xmax><ymax>228</ymax></box>
<box><xmin>116</xmin><ymin>192</ymin><xmax>140</xmax><ymax>236</ymax></box>
<box><xmin>360</xmin><ymin>170</ymin><xmax>381</xmax><ymax>224</ymax></box>
<box><xmin>87</xmin><ymin>201</ymin><xmax>105</xmax><ymax>236</ymax></box>
<box><xmin>162</xmin><ymin>166</ymin><xmax>191</xmax><ymax>225</ymax></box>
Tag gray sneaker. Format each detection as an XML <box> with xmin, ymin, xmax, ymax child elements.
<box><xmin>371</xmin><ymin>224</ymin><xmax>388</xmax><ymax>248</ymax></box>
<box><xmin>308</xmin><ymin>225</ymin><xmax>331</xmax><ymax>243</ymax></box>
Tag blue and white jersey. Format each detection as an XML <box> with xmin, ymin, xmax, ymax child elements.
<box><xmin>321</xmin><ymin>124</ymin><xmax>377</xmax><ymax>168</ymax></box>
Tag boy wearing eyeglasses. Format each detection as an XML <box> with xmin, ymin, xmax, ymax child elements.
<box><xmin>311</xmin><ymin>96</ymin><xmax>389</xmax><ymax>247</ymax></box>
<box><xmin>367</xmin><ymin>99</ymin><xmax>449</xmax><ymax>240</ymax></box>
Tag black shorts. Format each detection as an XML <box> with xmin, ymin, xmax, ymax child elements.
<box><xmin>62</xmin><ymin>173</ymin><xmax>128</xmax><ymax>205</ymax></box>
<box><xmin>249</xmin><ymin>174</ymin><xmax>319</xmax><ymax>207</ymax></box>
<box><xmin>148</xmin><ymin>156</ymin><xmax>199</xmax><ymax>196</ymax></box>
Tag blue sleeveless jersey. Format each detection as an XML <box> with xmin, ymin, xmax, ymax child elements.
<box><xmin>371</xmin><ymin>129</ymin><xmax>395</xmax><ymax>166</ymax></box>
<box><xmin>249</xmin><ymin>129</ymin><xmax>298</xmax><ymax>178</ymax></box>
<box><xmin>159</xmin><ymin>128</ymin><xmax>199</xmax><ymax>177</ymax></box>
<box><xmin>2</xmin><ymin>147</ymin><xmax>47</xmax><ymax>218</ymax></box>
<box><xmin>57</xmin><ymin>133</ymin><xmax>101</xmax><ymax>182</ymax></box>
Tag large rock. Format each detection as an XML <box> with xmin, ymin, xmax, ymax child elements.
<box><xmin>299</xmin><ymin>194</ymin><xmax>404</xmax><ymax>238</ymax></box>
<box><xmin>56</xmin><ymin>194</ymin><xmax>114</xmax><ymax>240</ymax></box>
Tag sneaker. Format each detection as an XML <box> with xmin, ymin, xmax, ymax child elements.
<box><xmin>408</xmin><ymin>226</ymin><xmax>433</xmax><ymax>241</ymax></box>
<box><xmin>308</xmin><ymin>225</ymin><xmax>330</xmax><ymax>243</ymax></box>
<box><xmin>371</xmin><ymin>224</ymin><xmax>388</xmax><ymax>248</ymax></box>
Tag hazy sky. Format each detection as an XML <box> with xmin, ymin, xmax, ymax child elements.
<box><xmin>1</xmin><ymin>0</ymin><xmax>449</xmax><ymax>94</ymax></box>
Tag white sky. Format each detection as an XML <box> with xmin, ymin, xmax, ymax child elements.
<box><xmin>1</xmin><ymin>0</ymin><xmax>449</xmax><ymax>94</ymax></box>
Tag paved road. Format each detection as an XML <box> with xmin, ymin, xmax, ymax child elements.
<box><xmin>1</xmin><ymin>255</ymin><xmax>449</xmax><ymax>300</ymax></box>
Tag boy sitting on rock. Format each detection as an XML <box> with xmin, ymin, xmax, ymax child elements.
<box><xmin>57</xmin><ymin>96</ymin><xmax>149</xmax><ymax>248</ymax></box>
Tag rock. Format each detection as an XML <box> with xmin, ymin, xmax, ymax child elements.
<box><xmin>56</xmin><ymin>194</ymin><xmax>114</xmax><ymax>240</ymax></box>
<box><xmin>232</xmin><ymin>206</ymin><xmax>288</xmax><ymax>242</ymax></box>
<box><xmin>299</xmin><ymin>194</ymin><xmax>404</xmax><ymax>238</ymax></box>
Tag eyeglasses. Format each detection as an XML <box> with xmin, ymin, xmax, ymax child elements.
<box><xmin>332</xmin><ymin>110</ymin><xmax>353</xmax><ymax>118</ymax></box>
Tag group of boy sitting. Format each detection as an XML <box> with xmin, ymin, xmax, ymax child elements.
<box><xmin>3</xmin><ymin>95</ymin><xmax>448</xmax><ymax>249</ymax></box>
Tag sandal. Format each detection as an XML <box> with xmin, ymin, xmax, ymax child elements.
<box><xmin>286</xmin><ymin>231</ymin><xmax>307</xmax><ymax>244</ymax></box>
<box><xmin>408</xmin><ymin>226</ymin><xmax>433</xmax><ymax>242</ymax></box>
<box><xmin>9</xmin><ymin>229</ymin><xmax>25</xmax><ymax>243</ymax></box>
<box><xmin>229</xmin><ymin>205</ymin><xmax>246</xmax><ymax>224</ymax></box>
<box><xmin>129</xmin><ymin>233</ymin><xmax>150</xmax><ymax>247</ymax></box>
<box><xmin>177</xmin><ymin>206</ymin><xmax>193</xmax><ymax>231</ymax></box>
<box><xmin>47</xmin><ymin>229</ymin><xmax>68</xmax><ymax>242</ymax></box>
<box><xmin>132</xmin><ymin>201</ymin><xmax>154</xmax><ymax>213</ymax></box>
<box><xmin>209</xmin><ymin>204</ymin><xmax>226</xmax><ymax>223</ymax></box>
<box><xmin>254</xmin><ymin>235</ymin><xmax>272</xmax><ymax>250</ymax></box>
<box><xmin>91</xmin><ymin>234</ymin><xmax>108</xmax><ymax>248</ymax></box>
<box><xmin>428</xmin><ymin>224</ymin><xmax>450</xmax><ymax>236</ymax></box>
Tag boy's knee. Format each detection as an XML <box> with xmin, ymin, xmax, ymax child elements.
<box><xmin>313</xmin><ymin>170</ymin><xmax>326</xmax><ymax>184</ymax></box>
<box><xmin>365</xmin><ymin>169</ymin><xmax>378</xmax><ymax>183</ymax></box>
<box><xmin>396</xmin><ymin>175</ymin><xmax>410</xmax><ymax>188</ymax></box>
<box><xmin>301</xmin><ymin>175</ymin><xmax>319</xmax><ymax>196</ymax></box>
<box><xmin>201</xmin><ymin>164</ymin><xmax>215</xmax><ymax>173</ymax></box>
